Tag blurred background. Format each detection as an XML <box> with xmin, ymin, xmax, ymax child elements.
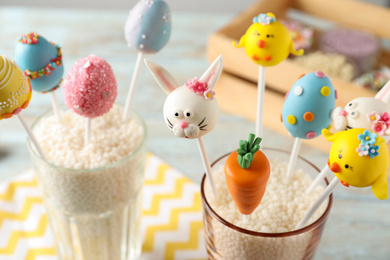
<box><xmin>1</xmin><ymin>0</ymin><xmax>390</xmax><ymax>12</ymax></box>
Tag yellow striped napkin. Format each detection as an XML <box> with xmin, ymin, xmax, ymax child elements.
<box><xmin>0</xmin><ymin>153</ymin><xmax>207</xmax><ymax>260</ymax></box>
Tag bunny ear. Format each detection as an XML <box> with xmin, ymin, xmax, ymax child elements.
<box><xmin>199</xmin><ymin>55</ymin><xmax>223</xmax><ymax>91</ymax></box>
<box><xmin>375</xmin><ymin>80</ymin><xmax>390</xmax><ymax>105</ymax></box>
<box><xmin>144</xmin><ymin>58</ymin><xmax>180</xmax><ymax>95</ymax></box>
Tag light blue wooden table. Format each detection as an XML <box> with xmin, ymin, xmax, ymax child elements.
<box><xmin>0</xmin><ymin>7</ymin><xmax>389</xmax><ymax>260</ymax></box>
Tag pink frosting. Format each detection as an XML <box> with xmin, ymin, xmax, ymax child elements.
<box><xmin>63</xmin><ymin>55</ymin><xmax>117</xmax><ymax>118</ymax></box>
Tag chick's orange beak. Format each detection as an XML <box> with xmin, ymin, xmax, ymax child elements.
<box><xmin>257</xmin><ymin>40</ymin><xmax>266</xmax><ymax>48</ymax></box>
<box><xmin>330</xmin><ymin>162</ymin><xmax>341</xmax><ymax>173</ymax></box>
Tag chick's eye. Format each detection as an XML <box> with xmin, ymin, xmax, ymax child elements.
<box><xmin>338</xmin><ymin>154</ymin><xmax>342</xmax><ymax>159</ymax></box>
<box><xmin>344</xmin><ymin>164</ymin><xmax>349</xmax><ymax>169</ymax></box>
<box><xmin>266</xmin><ymin>34</ymin><xmax>274</xmax><ymax>38</ymax></box>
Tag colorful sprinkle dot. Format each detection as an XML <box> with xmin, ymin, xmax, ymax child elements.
<box><xmin>303</xmin><ymin>112</ymin><xmax>314</xmax><ymax>122</ymax></box>
<box><xmin>315</xmin><ymin>71</ymin><xmax>325</xmax><ymax>78</ymax></box>
<box><xmin>306</xmin><ymin>131</ymin><xmax>316</xmax><ymax>138</ymax></box>
<box><xmin>293</xmin><ymin>86</ymin><xmax>303</xmax><ymax>96</ymax></box>
<box><xmin>287</xmin><ymin>115</ymin><xmax>296</xmax><ymax>125</ymax></box>
<box><xmin>320</xmin><ymin>86</ymin><xmax>330</xmax><ymax>96</ymax></box>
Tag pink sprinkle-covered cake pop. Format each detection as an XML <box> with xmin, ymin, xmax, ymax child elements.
<box><xmin>63</xmin><ymin>55</ymin><xmax>117</xmax><ymax>118</ymax></box>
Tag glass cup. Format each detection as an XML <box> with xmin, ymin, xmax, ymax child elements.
<box><xmin>27</xmin><ymin>107</ymin><xmax>147</xmax><ymax>260</ymax></box>
<box><xmin>201</xmin><ymin>148</ymin><xmax>333</xmax><ymax>260</ymax></box>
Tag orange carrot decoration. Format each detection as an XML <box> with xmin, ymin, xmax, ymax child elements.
<box><xmin>224</xmin><ymin>133</ymin><xmax>271</xmax><ymax>215</ymax></box>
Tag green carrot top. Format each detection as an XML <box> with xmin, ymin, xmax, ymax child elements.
<box><xmin>236</xmin><ymin>133</ymin><xmax>262</xmax><ymax>169</ymax></box>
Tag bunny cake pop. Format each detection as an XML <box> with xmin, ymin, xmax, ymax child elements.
<box><xmin>63</xmin><ymin>55</ymin><xmax>117</xmax><ymax>118</ymax></box>
<box><xmin>234</xmin><ymin>13</ymin><xmax>304</xmax><ymax>67</ymax></box>
<box><xmin>323</xmin><ymin>128</ymin><xmax>389</xmax><ymax>200</ymax></box>
<box><xmin>332</xmin><ymin>80</ymin><xmax>390</xmax><ymax>142</ymax></box>
<box><xmin>224</xmin><ymin>133</ymin><xmax>270</xmax><ymax>215</ymax></box>
<box><xmin>145</xmin><ymin>56</ymin><xmax>222</xmax><ymax>139</ymax></box>
<box><xmin>282</xmin><ymin>71</ymin><xmax>336</xmax><ymax>139</ymax></box>
<box><xmin>0</xmin><ymin>54</ymin><xmax>32</xmax><ymax>120</ymax></box>
<box><xmin>124</xmin><ymin>0</ymin><xmax>171</xmax><ymax>54</ymax></box>
<box><xmin>14</xmin><ymin>32</ymin><xmax>63</xmax><ymax>93</ymax></box>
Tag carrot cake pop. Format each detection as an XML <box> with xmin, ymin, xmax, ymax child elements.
<box><xmin>224</xmin><ymin>133</ymin><xmax>270</xmax><ymax>215</ymax></box>
<box><xmin>0</xmin><ymin>54</ymin><xmax>32</xmax><ymax>120</ymax></box>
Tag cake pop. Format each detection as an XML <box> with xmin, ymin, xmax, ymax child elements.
<box><xmin>224</xmin><ymin>133</ymin><xmax>270</xmax><ymax>215</ymax></box>
<box><xmin>296</xmin><ymin>128</ymin><xmax>389</xmax><ymax>230</ymax></box>
<box><xmin>234</xmin><ymin>13</ymin><xmax>303</xmax><ymax>67</ymax></box>
<box><xmin>63</xmin><ymin>55</ymin><xmax>117</xmax><ymax>119</ymax></box>
<box><xmin>122</xmin><ymin>0</ymin><xmax>171</xmax><ymax>120</ymax></box>
<box><xmin>0</xmin><ymin>54</ymin><xmax>32</xmax><ymax>120</ymax></box>
<box><xmin>282</xmin><ymin>71</ymin><xmax>336</xmax><ymax>179</ymax></box>
<box><xmin>15</xmin><ymin>32</ymin><xmax>63</xmax><ymax>93</ymax></box>
<box><xmin>145</xmin><ymin>55</ymin><xmax>223</xmax><ymax>197</ymax></box>
<box><xmin>323</xmin><ymin>128</ymin><xmax>388</xmax><ymax>199</ymax></box>
<box><xmin>124</xmin><ymin>0</ymin><xmax>171</xmax><ymax>54</ymax></box>
<box><xmin>333</xmin><ymin>80</ymin><xmax>390</xmax><ymax>142</ymax></box>
<box><xmin>233</xmin><ymin>13</ymin><xmax>304</xmax><ymax>138</ymax></box>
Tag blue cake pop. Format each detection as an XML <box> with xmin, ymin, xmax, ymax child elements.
<box><xmin>282</xmin><ymin>71</ymin><xmax>336</xmax><ymax>139</ymax></box>
<box><xmin>14</xmin><ymin>32</ymin><xmax>64</xmax><ymax>93</ymax></box>
<box><xmin>124</xmin><ymin>0</ymin><xmax>171</xmax><ymax>54</ymax></box>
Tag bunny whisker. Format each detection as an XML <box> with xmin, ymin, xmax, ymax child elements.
<box><xmin>166</xmin><ymin>118</ymin><xmax>174</xmax><ymax>128</ymax></box>
<box><xmin>198</xmin><ymin>118</ymin><xmax>206</xmax><ymax>127</ymax></box>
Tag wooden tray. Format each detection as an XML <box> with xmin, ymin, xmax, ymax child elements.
<box><xmin>208</xmin><ymin>0</ymin><xmax>390</xmax><ymax>153</ymax></box>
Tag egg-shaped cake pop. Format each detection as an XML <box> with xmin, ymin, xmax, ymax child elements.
<box><xmin>323</xmin><ymin>128</ymin><xmax>389</xmax><ymax>200</ymax></box>
<box><xmin>14</xmin><ymin>32</ymin><xmax>63</xmax><ymax>93</ymax></box>
<box><xmin>62</xmin><ymin>55</ymin><xmax>117</xmax><ymax>118</ymax></box>
<box><xmin>124</xmin><ymin>0</ymin><xmax>171</xmax><ymax>54</ymax></box>
<box><xmin>282</xmin><ymin>71</ymin><xmax>336</xmax><ymax>139</ymax></box>
<box><xmin>0</xmin><ymin>55</ymin><xmax>32</xmax><ymax>120</ymax></box>
<box><xmin>234</xmin><ymin>13</ymin><xmax>304</xmax><ymax>66</ymax></box>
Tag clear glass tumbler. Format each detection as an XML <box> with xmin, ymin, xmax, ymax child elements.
<box><xmin>201</xmin><ymin>148</ymin><xmax>333</xmax><ymax>260</ymax></box>
<box><xmin>27</xmin><ymin>108</ymin><xmax>147</xmax><ymax>260</ymax></box>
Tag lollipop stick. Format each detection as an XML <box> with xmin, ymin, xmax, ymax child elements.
<box><xmin>123</xmin><ymin>52</ymin><xmax>144</xmax><ymax>121</ymax></box>
<box><xmin>295</xmin><ymin>177</ymin><xmax>339</xmax><ymax>230</ymax></box>
<box><xmin>16</xmin><ymin>114</ymin><xmax>46</xmax><ymax>160</ymax></box>
<box><xmin>197</xmin><ymin>137</ymin><xmax>218</xmax><ymax>198</ymax></box>
<box><xmin>243</xmin><ymin>214</ymin><xmax>251</xmax><ymax>223</ymax></box>
<box><xmin>85</xmin><ymin>118</ymin><xmax>91</xmax><ymax>146</ymax></box>
<box><xmin>256</xmin><ymin>66</ymin><xmax>266</xmax><ymax>139</ymax></box>
<box><xmin>306</xmin><ymin>165</ymin><xmax>331</xmax><ymax>194</ymax></box>
<box><xmin>286</xmin><ymin>138</ymin><xmax>302</xmax><ymax>179</ymax></box>
<box><xmin>50</xmin><ymin>91</ymin><xmax>62</xmax><ymax>121</ymax></box>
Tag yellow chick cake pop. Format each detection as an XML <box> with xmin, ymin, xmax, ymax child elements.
<box><xmin>322</xmin><ymin>128</ymin><xmax>389</xmax><ymax>200</ymax></box>
<box><xmin>234</xmin><ymin>13</ymin><xmax>304</xmax><ymax>66</ymax></box>
<box><xmin>0</xmin><ymin>55</ymin><xmax>32</xmax><ymax>120</ymax></box>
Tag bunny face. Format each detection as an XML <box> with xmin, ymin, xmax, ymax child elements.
<box><xmin>163</xmin><ymin>85</ymin><xmax>219</xmax><ymax>138</ymax></box>
<box><xmin>332</xmin><ymin>97</ymin><xmax>390</xmax><ymax>142</ymax></box>
<box><xmin>145</xmin><ymin>55</ymin><xmax>223</xmax><ymax>139</ymax></box>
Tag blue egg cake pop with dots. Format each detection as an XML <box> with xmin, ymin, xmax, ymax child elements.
<box><xmin>14</xmin><ymin>32</ymin><xmax>64</xmax><ymax>93</ymax></box>
<box><xmin>282</xmin><ymin>71</ymin><xmax>336</xmax><ymax>139</ymax></box>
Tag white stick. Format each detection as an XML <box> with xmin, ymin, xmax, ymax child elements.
<box><xmin>123</xmin><ymin>52</ymin><xmax>144</xmax><ymax>121</ymax></box>
<box><xmin>85</xmin><ymin>118</ymin><xmax>91</xmax><ymax>147</ymax></box>
<box><xmin>256</xmin><ymin>66</ymin><xmax>266</xmax><ymax>138</ymax></box>
<box><xmin>50</xmin><ymin>91</ymin><xmax>62</xmax><ymax>122</ymax></box>
<box><xmin>16</xmin><ymin>114</ymin><xmax>46</xmax><ymax>160</ymax></box>
<box><xmin>243</xmin><ymin>214</ymin><xmax>251</xmax><ymax>223</ymax></box>
<box><xmin>286</xmin><ymin>138</ymin><xmax>302</xmax><ymax>179</ymax></box>
<box><xmin>295</xmin><ymin>177</ymin><xmax>339</xmax><ymax>230</ymax></box>
<box><xmin>306</xmin><ymin>165</ymin><xmax>331</xmax><ymax>194</ymax></box>
<box><xmin>197</xmin><ymin>137</ymin><xmax>218</xmax><ymax>198</ymax></box>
